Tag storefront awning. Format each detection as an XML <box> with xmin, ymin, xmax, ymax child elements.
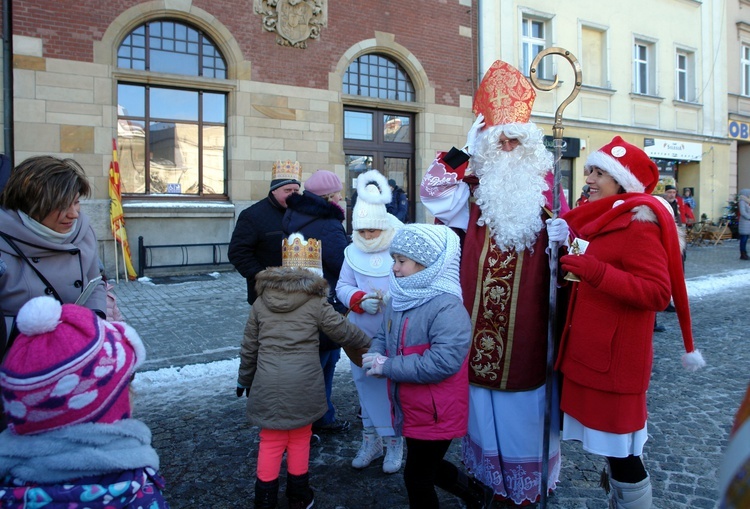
<box><xmin>643</xmin><ymin>138</ymin><xmax>702</xmax><ymax>162</ymax></box>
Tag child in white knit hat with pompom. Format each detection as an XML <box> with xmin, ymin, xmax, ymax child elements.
<box><xmin>335</xmin><ymin>170</ymin><xmax>404</xmax><ymax>474</ymax></box>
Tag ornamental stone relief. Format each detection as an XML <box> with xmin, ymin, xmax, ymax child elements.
<box><xmin>253</xmin><ymin>0</ymin><xmax>328</xmax><ymax>49</ymax></box>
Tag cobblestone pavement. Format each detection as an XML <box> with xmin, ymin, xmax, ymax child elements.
<box><xmin>112</xmin><ymin>240</ymin><xmax>750</xmax><ymax>509</ymax></box>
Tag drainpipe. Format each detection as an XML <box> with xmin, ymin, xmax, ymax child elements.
<box><xmin>3</xmin><ymin>0</ymin><xmax>13</xmax><ymax>165</ymax></box>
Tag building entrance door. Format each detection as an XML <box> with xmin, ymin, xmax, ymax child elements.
<box><xmin>344</xmin><ymin>107</ymin><xmax>414</xmax><ymax>233</ymax></box>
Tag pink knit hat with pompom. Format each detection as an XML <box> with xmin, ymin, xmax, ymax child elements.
<box><xmin>0</xmin><ymin>296</ymin><xmax>145</xmax><ymax>435</ymax></box>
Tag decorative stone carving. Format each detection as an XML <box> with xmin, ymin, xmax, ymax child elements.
<box><xmin>254</xmin><ymin>0</ymin><xmax>328</xmax><ymax>49</ymax></box>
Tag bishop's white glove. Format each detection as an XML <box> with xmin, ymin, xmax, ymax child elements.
<box><xmin>365</xmin><ymin>354</ymin><xmax>387</xmax><ymax>377</ymax></box>
<box><xmin>464</xmin><ymin>113</ymin><xmax>485</xmax><ymax>156</ymax></box>
<box><xmin>546</xmin><ymin>218</ymin><xmax>570</xmax><ymax>247</ymax></box>
<box><xmin>360</xmin><ymin>293</ymin><xmax>380</xmax><ymax>315</ymax></box>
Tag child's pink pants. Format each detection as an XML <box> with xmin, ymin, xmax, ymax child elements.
<box><xmin>256</xmin><ymin>424</ymin><xmax>312</xmax><ymax>481</ymax></box>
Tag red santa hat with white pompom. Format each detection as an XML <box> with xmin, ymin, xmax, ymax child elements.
<box><xmin>583</xmin><ymin>136</ymin><xmax>705</xmax><ymax>371</ymax></box>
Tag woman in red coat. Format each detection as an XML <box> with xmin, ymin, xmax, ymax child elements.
<box><xmin>555</xmin><ymin>136</ymin><xmax>705</xmax><ymax>509</ymax></box>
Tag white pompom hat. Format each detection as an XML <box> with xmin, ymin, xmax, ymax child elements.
<box><xmin>353</xmin><ymin>170</ymin><xmax>393</xmax><ymax>231</ymax></box>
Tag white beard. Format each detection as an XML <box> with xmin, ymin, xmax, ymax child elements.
<box><xmin>471</xmin><ymin>123</ymin><xmax>553</xmax><ymax>252</ymax></box>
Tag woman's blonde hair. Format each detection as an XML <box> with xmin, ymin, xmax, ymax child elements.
<box><xmin>1</xmin><ymin>156</ymin><xmax>91</xmax><ymax>221</ymax></box>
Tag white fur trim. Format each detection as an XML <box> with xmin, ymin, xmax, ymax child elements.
<box><xmin>357</xmin><ymin>170</ymin><xmax>392</xmax><ymax>204</ymax></box>
<box><xmin>16</xmin><ymin>296</ymin><xmax>62</xmax><ymax>336</ymax></box>
<box><xmin>117</xmin><ymin>321</ymin><xmax>147</xmax><ymax>369</ymax></box>
<box><xmin>681</xmin><ymin>350</ymin><xmax>706</xmax><ymax>372</ymax></box>
<box><xmin>632</xmin><ymin>205</ymin><xmax>658</xmax><ymax>223</ymax></box>
<box><xmin>303</xmin><ymin>267</ymin><xmax>324</xmax><ymax>277</ymax></box>
<box><xmin>586</xmin><ymin>151</ymin><xmax>645</xmax><ymax>193</ymax></box>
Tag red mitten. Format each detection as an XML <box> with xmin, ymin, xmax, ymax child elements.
<box><xmin>349</xmin><ymin>291</ymin><xmax>367</xmax><ymax>314</ymax></box>
<box><xmin>560</xmin><ymin>254</ymin><xmax>606</xmax><ymax>287</ymax></box>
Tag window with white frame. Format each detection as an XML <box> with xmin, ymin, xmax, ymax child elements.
<box><xmin>522</xmin><ymin>16</ymin><xmax>548</xmax><ymax>78</ymax></box>
<box><xmin>633</xmin><ymin>40</ymin><xmax>655</xmax><ymax>95</ymax></box>
<box><xmin>743</xmin><ymin>45</ymin><xmax>750</xmax><ymax>97</ymax></box>
<box><xmin>675</xmin><ymin>49</ymin><xmax>695</xmax><ymax>102</ymax></box>
<box><xmin>581</xmin><ymin>26</ymin><xmax>606</xmax><ymax>88</ymax></box>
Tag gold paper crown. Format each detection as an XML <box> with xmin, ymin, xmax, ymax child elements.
<box><xmin>272</xmin><ymin>160</ymin><xmax>302</xmax><ymax>182</ymax></box>
<box><xmin>472</xmin><ymin>60</ymin><xmax>536</xmax><ymax>126</ymax></box>
<box><xmin>282</xmin><ymin>233</ymin><xmax>322</xmax><ymax>272</ymax></box>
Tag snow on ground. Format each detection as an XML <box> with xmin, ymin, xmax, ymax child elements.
<box><xmin>133</xmin><ymin>351</ymin><xmax>353</xmax><ymax>396</ymax></box>
<box><xmin>684</xmin><ymin>268</ymin><xmax>750</xmax><ymax>299</ymax></box>
<box><xmin>132</xmin><ymin>268</ymin><xmax>750</xmax><ymax>395</ymax></box>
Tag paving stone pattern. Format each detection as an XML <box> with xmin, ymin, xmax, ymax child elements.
<box><xmin>112</xmin><ymin>240</ymin><xmax>750</xmax><ymax>508</ymax></box>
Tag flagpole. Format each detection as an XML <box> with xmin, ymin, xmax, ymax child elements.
<box><xmin>529</xmin><ymin>47</ymin><xmax>582</xmax><ymax>509</ymax></box>
<box><xmin>113</xmin><ymin>229</ymin><xmax>120</xmax><ymax>284</ymax></box>
<box><xmin>119</xmin><ymin>220</ymin><xmax>128</xmax><ymax>283</ymax></box>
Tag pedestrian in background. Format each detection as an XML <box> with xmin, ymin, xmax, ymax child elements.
<box><xmin>682</xmin><ymin>187</ymin><xmax>696</xmax><ymax>209</ymax></box>
<box><xmin>738</xmin><ymin>188</ymin><xmax>750</xmax><ymax>261</ymax></box>
<box><xmin>362</xmin><ymin>224</ymin><xmax>493</xmax><ymax>509</ymax></box>
<box><xmin>386</xmin><ymin>178</ymin><xmax>409</xmax><ymax>222</ymax></box>
<box><xmin>335</xmin><ymin>169</ymin><xmax>404</xmax><ymax>474</ymax></box>
<box><xmin>576</xmin><ymin>185</ymin><xmax>590</xmax><ymax>207</ymax></box>
<box><xmin>557</xmin><ymin>136</ymin><xmax>705</xmax><ymax>509</ymax></box>
<box><xmin>237</xmin><ymin>233</ymin><xmax>371</xmax><ymax>509</ymax></box>
<box><xmin>228</xmin><ymin>160</ymin><xmax>301</xmax><ymax>305</ymax></box>
<box><xmin>664</xmin><ymin>184</ymin><xmax>694</xmax><ymax>227</ymax></box>
<box><xmin>283</xmin><ymin>170</ymin><xmax>351</xmax><ymax>435</ymax></box>
<box><xmin>0</xmin><ymin>296</ymin><xmax>169</xmax><ymax>508</ymax></box>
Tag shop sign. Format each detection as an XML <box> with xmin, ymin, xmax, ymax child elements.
<box><xmin>728</xmin><ymin>119</ymin><xmax>750</xmax><ymax>140</ymax></box>
<box><xmin>643</xmin><ymin>138</ymin><xmax>702</xmax><ymax>161</ymax></box>
<box><xmin>543</xmin><ymin>136</ymin><xmax>580</xmax><ymax>158</ymax></box>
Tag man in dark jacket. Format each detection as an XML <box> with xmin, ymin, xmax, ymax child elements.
<box><xmin>386</xmin><ymin>179</ymin><xmax>408</xmax><ymax>222</ymax></box>
<box><xmin>228</xmin><ymin>161</ymin><xmax>301</xmax><ymax>304</ymax></box>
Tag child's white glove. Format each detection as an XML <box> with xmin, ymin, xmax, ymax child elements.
<box><xmin>362</xmin><ymin>353</ymin><xmax>387</xmax><ymax>376</ymax></box>
<box><xmin>361</xmin><ymin>352</ymin><xmax>376</xmax><ymax>371</ymax></box>
<box><xmin>360</xmin><ymin>293</ymin><xmax>380</xmax><ymax>314</ymax></box>
<box><xmin>382</xmin><ymin>293</ymin><xmax>391</xmax><ymax>308</ymax></box>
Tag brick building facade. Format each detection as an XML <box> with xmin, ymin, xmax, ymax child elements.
<box><xmin>0</xmin><ymin>0</ymin><xmax>477</xmax><ymax>276</ymax></box>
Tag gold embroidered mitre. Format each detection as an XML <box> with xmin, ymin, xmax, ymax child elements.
<box><xmin>472</xmin><ymin>60</ymin><xmax>536</xmax><ymax>126</ymax></box>
<box><xmin>282</xmin><ymin>233</ymin><xmax>323</xmax><ymax>273</ymax></box>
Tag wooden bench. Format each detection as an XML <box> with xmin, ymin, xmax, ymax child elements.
<box><xmin>686</xmin><ymin>222</ymin><xmax>706</xmax><ymax>246</ymax></box>
<box><xmin>698</xmin><ymin>221</ymin><xmax>730</xmax><ymax>246</ymax></box>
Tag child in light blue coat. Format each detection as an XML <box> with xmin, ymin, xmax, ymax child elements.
<box><xmin>363</xmin><ymin>224</ymin><xmax>493</xmax><ymax>509</ymax></box>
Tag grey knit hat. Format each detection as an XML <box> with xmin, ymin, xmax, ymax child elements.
<box><xmin>390</xmin><ymin>224</ymin><xmax>445</xmax><ymax>267</ymax></box>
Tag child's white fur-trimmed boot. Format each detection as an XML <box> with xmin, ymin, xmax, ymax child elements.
<box><xmin>351</xmin><ymin>427</ymin><xmax>383</xmax><ymax>469</ymax></box>
<box><xmin>382</xmin><ymin>436</ymin><xmax>404</xmax><ymax>474</ymax></box>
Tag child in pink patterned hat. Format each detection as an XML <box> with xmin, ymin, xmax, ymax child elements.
<box><xmin>0</xmin><ymin>296</ymin><xmax>169</xmax><ymax>508</ymax></box>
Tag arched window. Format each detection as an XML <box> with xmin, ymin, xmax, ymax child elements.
<box><xmin>343</xmin><ymin>53</ymin><xmax>415</xmax><ymax>102</ymax></box>
<box><xmin>116</xmin><ymin>20</ymin><xmax>227</xmax><ymax>197</ymax></box>
<box><xmin>342</xmin><ymin>53</ymin><xmax>416</xmax><ymax>230</ymax></box>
